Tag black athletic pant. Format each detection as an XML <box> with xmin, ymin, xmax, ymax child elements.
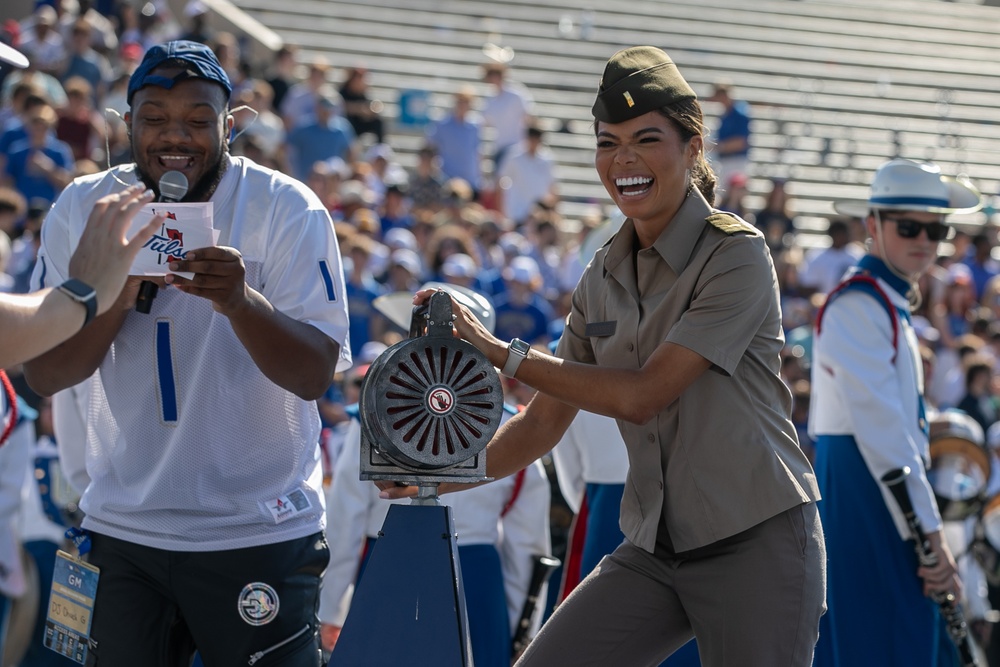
<box><xmin>86</xmin><ymin>531</ymin><xmax>329</xmax><ymax>667</ymax></box>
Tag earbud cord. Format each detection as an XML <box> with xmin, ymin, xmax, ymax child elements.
<box><xmin>102</xmin><ymin>104</ymin><xmax>260</xmax><ymax>188</ymax></box>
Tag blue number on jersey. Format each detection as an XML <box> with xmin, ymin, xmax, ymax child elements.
<box><xmin>155</xmin><ymin>320</ymin><xmax>178</xmax><ymax>423</ymax></box>
<box><xmin>319</xmin><ymin>260</ymin><xmax>338</xmax><ymax>302</ymax></box>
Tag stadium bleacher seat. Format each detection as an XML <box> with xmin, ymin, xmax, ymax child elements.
<box><xmin>233</xmin><ymin>0</ymin><xmax>1000</xmax><ymax>241</ymax></box>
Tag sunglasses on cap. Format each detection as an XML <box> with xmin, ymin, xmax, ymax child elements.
<box><xmin>883</xmin><ymin>217</ymin><xmax>951</xmax><ymax>242</ymax></box>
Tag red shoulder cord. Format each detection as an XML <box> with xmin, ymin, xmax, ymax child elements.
<box><xmin>815</xmin><ymin>274</ymin><xmax>899</xmax><ymax>363</ymax></box>
<box><xmin>500</xmin><ymin>403</ymin><xmax>528</xmax><ymax>517</ymax></box>
<box><xmin>501</xmin><ymin>468</ymin><xmax>527</xmax><ymax>517</ymax></box>
<box><xmin>0</xmin><ymin>371</ymin><xmax>18</xmax><ymax>447</ymax></box>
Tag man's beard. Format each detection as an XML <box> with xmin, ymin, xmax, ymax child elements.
<box><xmin>133</xmin><ymin>143</ymin><xmax>230</xmax><ymax>202</ymax></box>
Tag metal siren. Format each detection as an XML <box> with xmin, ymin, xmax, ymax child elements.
<box><xmin>359</xmin><ymin>290</ymin><xmax>503</xmax><ymax>484</ymax></box>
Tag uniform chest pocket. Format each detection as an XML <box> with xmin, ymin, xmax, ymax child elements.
<box><xmin>585</xmin><ymin>321</ymin><xmax>617</xmax><ymax>337</ymax></box>
<box><xmin>586</xmin><ymin>321</ymin><xmax>617</xmax><ymax>364</ymax></box>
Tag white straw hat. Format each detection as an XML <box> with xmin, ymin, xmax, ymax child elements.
<box><xmin>0</xmin><ymin>42</ymin><xmax>28</xmax><ymax>69</ymax></box>
<box><xmin>833</xmin><ymin>158</ymin><xmax>982</xmax><ymax>218</ymax></box>
<box><xmin>372</xmin><ymin>282</ymin><xmax>496</xmax><ymax>335</ymax></box>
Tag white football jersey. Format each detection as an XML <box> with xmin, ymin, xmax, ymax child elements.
<box><xmin>32</xmin><ymin>156</ymin><xmax>352</xmax><ymax>551</ymax></box>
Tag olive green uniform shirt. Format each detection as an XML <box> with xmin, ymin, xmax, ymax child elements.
<box><xmin>557</xmin><ymin>189</ymin><xmax>820</xmax><ymax>553</ymax></box>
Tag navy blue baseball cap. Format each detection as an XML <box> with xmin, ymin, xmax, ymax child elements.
<box><xmin>127</xmin><ymin>40</ymin><xmax>232</xmax><ymax>105</ymax></box>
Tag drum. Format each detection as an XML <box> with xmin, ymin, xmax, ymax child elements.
<box><xmin>976</xmin><ymin>493</ymin><xmax>1000</xmax><ymax>585</ymax></box>
<box><xmin>927</xmin><ymin>411</ymin><xmax>990</xmax><ymax>522</ymax></box>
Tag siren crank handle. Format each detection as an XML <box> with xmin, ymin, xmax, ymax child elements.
<box><xmin>409</xmin><ymin>304</ymin><xmax>429</xmax><ymax>339</ymax></box>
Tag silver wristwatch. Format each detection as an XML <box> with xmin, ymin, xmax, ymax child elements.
<box><xmin>501</xmin><ymin>338</ymin><xmax>530</xmax><ymax>378</ymax></box>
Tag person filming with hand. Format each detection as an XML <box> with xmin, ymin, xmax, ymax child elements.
<box><xmin>23</xmin><ymin>40</ymin><xmax>351</xmax><ymax>666</ymax></box>
<box><xmin>0</xmin><ymin>185</ymin><xmax>159</xmax><ymax>368</ymax></box>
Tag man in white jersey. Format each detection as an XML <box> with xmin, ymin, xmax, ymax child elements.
<box><xmin>24</xmin><ymin>41</ymin><xmax>351</xmax><ymax>667</ymax></box>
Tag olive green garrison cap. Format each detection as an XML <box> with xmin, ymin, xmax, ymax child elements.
<box><xmin>592</xmin><ymin>46</ymin><xmax>696</xmax><ymax>123</ymax></box>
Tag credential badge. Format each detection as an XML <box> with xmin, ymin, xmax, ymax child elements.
<box><xmin>238</xmin><ymin>582</ymin><xmax>280</xmax><ymax>626</ymax></box>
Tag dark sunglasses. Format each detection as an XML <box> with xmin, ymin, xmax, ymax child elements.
<box><xmin>885</xmin><ymin>217</ymin><xmax>951</xmax><ymax>242</ymax></box>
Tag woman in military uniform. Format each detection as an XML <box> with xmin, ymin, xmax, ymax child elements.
<box><xmin>382</xmin><ymin>46</ymin><xmax>825</xmax><ymax>666</ymax></box>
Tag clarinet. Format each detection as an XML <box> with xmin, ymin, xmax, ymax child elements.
<box><xmin>882</xmin><ymin>467</ymin><xmax>979</xmax><ymax>667</ymax></box>
<box><xmin>510</xmin><ymin>554</ymin><xmax>560</xmax><ymax>659</ymax></box>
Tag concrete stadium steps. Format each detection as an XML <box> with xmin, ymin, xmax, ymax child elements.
<box><xmin>234</xmin><ymin>0</ymin><xmax>1000</xmax><ymax>238</ymax></box>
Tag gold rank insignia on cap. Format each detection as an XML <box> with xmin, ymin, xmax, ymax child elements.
<box><xmin>592</xmin><ymin>46</ymin><xmax>697</xmax><ymax>123</ymax></box>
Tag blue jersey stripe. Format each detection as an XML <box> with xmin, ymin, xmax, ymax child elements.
<box><xmin>156</xmin><ymin>321</ymin><xmax>178</xmax><ymax>423</ymax></box>
<box><xmin>319</xmin><ymin>260</ymin><xmax>337</xmax><ymax>302</ymax></box>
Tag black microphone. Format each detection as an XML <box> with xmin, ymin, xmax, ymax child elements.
<box><xmin>135</xmin><ymin>171</ymin><xmax>189</xmax><ymax>314</ymax></box>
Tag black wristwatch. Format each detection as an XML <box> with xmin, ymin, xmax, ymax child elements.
<box><xmin>501</xmin><ymin>338</ymin><xmax>530</xmax><ymax>378</ymax></box>
<box><xmin>57</xmin><ymin>279</ymin><xmax>98</xmax><ymax>328</ymax></box>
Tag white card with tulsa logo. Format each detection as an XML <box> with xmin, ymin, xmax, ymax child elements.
<box><xmin>127</xmin><ymin>202</ymin><xmax>219</xmax><ymax>279</ymax></box>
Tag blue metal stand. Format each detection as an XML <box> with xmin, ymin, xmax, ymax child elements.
<box><xmin>329</xmin><ymin>501</ymin><xmax>473</xmax><ymax>666</ymax></box>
